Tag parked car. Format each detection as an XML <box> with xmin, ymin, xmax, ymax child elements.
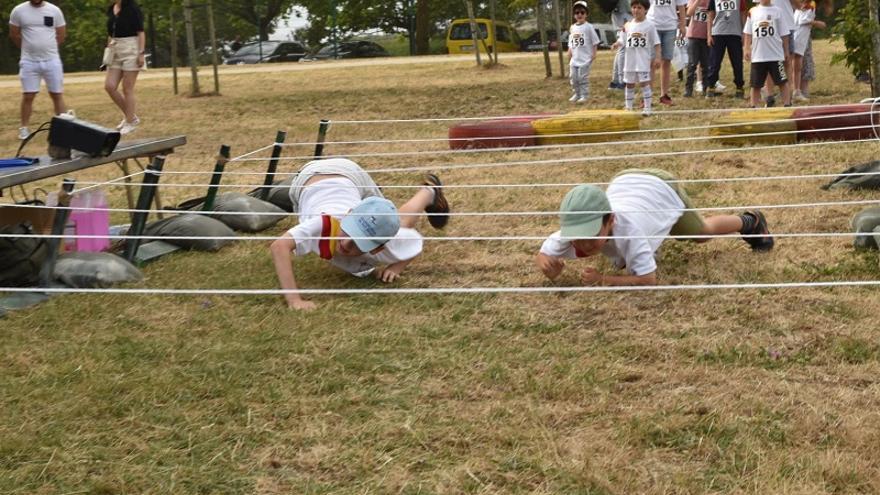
<box><xmin>592</xmin><ymin>23</ymin><xmax>617</xmax><ymax>50</ymax></box>
<box><xmin>446</xmin><ymin>19</ymin><xmax>520</xmax><ymax>54</ymax></box>
<box><xmin>302</xmin><ymin>41</ymin><xmax>389</xmax><ymax>61</ymax></box>
<box><xmin>224</xmin><ymin>41</ymin><xmax>307</xmax><ymax>64</ymax></box>
<box><xmin>520</xmin><ymin>29</ymin><xmax>569</xmax><ymax>52</ymax></box>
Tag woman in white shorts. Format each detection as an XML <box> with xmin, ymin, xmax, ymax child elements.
<box><xmin>104</xmin><ymin>0</ymin><xmax>145</xmax><ymax>135</ymax></box>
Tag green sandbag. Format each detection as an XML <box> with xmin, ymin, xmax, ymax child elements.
<box><xmin>54</xmin><ymin>252</ymin><xmax>143</xmax><ymax>288</ymax></box>
<box><xmin>852</xmin><ymin>207</ymin><xmax>880</xmax><ymax>250</ymax></box>
<box><xmin>144</xmin><ymin>214</ymin><xmax>236</xmax><ymax>251</ymax></box>
<box><xmin>823</xmin><ymin>161</ymin><xmax>880</xmax><ymax>191</ymax></box>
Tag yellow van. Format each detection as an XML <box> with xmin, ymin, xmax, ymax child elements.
<box><xmin>446</xmin><ymin>19</ymin><xmax>520</xmax><ymax>55</ymax></box>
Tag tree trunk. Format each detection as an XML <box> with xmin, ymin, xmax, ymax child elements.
<box><xmin>868</xmin><ymin>0</ymin><xmax>880</xmax><ymax>96</ymax></box>
<box><xmin>183</xmin><ymin>0</ymin><xmax>200</xmax><ymax>95</ymax></box>
<box><xmin>552</xmin><ymin>0</ymin><xmax>566</xmax><ymax>78</ymax></box>
<box><xmin>538</xmin><ymin>0</ymin><xmax>552</xmax><ymax>77</ymax></box>
<box><xmin>416</xmin><ymin>0</ymin><xmax>430</xmax><ymax>54</ymax></box>
<box><xmin>465</xmin><ymin>0</ymin><xmax>483</xmax><ymax>66</ymax></box>
<box><xmin>489</xmin><ymin>0</ymin><xmax>499</xmax><ymax>64</ymax></box>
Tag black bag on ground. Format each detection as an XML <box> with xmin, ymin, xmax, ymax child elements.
<box><xmin>822</xmin><ymin>161</ymin><xmax>880</xmax><ymax>191</ymax></box>
<box><xmin>54</xmin><ymin>252</ymin><xmax>142</xmax><ymax>288</ymax></box>
<box><xmin>144</xmin><ymin>214</ymin><xmax>236</xmax><ymax>251</ymax></box>
<box><xmin>852</xmin><ymin>207</ymin><xmax>880</xmax><ymax>250</ymax></box>
<box><xmin>248</xmin><ymin>177</ymin><xmax>294</xmax><ymax>212</ymax></box>
<box><xmin>0</xmin><ymin>222</ymin><xmax>49</xmax><ymax>287</ymax></box>
<box><xmin>209</xmin><ymin>192</ymin><xmax>287</xmax><ymax>232</ymax></box>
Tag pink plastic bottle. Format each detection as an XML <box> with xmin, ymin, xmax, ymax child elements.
<box><xmin>69</xmin><ymin>190</ymin><xmax>110</xmax><ymax>252</ymax></box>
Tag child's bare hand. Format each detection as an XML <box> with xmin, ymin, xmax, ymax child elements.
<box><xmin>652</xmin><ymin>59</ymin><xmax>661</xmax><ymax>70</ymax></box>
<box><xmin>536</xmin><ymin>253</ymin><xmax>565</xmax><ymax>280</ymax></box>
<box><xmin>376</xmin><ymin>265</ymin><xmax>404</xmax><ymax>283</ymax></box>
<box><xmin>744</xmin><ymin>51</ymin><xmax>751</xmax><ymax>62</ymax></box>
<box><xmin>580</xmin><ymin>267</ymin><xmax>605</xmax><ymax>286</ymax></box>
<box><xmin>289</xmin><ymin>299</ymin><xmax>317</xmax><ymax>311</ymax></box>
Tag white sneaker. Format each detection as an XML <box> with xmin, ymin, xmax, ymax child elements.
<box><xmin>18</xmin><ymin>127</ymin><xmax>30</xmax><ymax>140</ymax></box>
<box><xmin>695</xmin><ymin>80</ymin><xmax>703</xmax><ymax>93</ymax></box>
<box><xmin>119</xmin><ymin>118</ymin><xmax>140</xmax><ymax>135</ymax></box>
<box><xmin>576</xmin><ymin>97</ymin><xmax>587</xmax><ymax>104</ymax></box>
<box><xmin>116</xmin><ymin>118</ymin><xmax>126</xmax><ymax>130</ymax></box>
<box><xmin>569</xmin><ymin>94</ymin><xmax>579</xmax><ymax>102</ymax></box>
<box><xmin>641</xmin><ymin>108</ymin><xmax>652</xmax><ymax>117</ymax></box>
<box><xmin>793</xmin><ymin>91</ymin><xmax>808</xmax><ymax>102</ymax></box>
<box><xmin>715</xmin><ymin>81</ymin><xmax>727</xmax><ymax>92</ymax></box>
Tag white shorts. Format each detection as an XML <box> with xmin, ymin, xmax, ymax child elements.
<box><xmin>108</xmin><ymin>37</ymin><xmax>143</xmax><ymax>72</ymax></box>
<box><xmin>623</xmin><ymin>71</ymin><xmax>651</xmax><ymax>84</ymax></box>
<box><xmin>19</xmin><ymin>58</ymin><xmax>64</xmax><ymax>94</ymax></box>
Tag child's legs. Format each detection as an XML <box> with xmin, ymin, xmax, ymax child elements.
<box><xmin>398</xmin><ymin>187</ymin><xmax>434</xmax><ymax>229</ymax></box>
<box><xmin>658</xmin><ymin>30</ymin><xmax>675</xmax><ymax>95</ymax></box>
<box><xmin>749</xmin><ymin>62</ymin><xmax>764</xmax><ymax>106</ymax></box>
<box><xmin>791</xmin><ymin>54</ymin><xmax>803</xmax><ymax>93</ymax></box>
<box><xmin>580</xmin><ymin>62</ymin><xmax>593</xmax><ymax>97</ymax></box>
<box><xmin>705</xmin><ymin>41</ymin><xmax>724</xmax><ymax>89</ymax></box>
<box><xmin>612</xmin><ymin>45</ymin><xmax>625</xmax><ymax>84</ymax></box>
<box><xmin>725</xmin><ymin>36</ymin><xmax>745</xmax><ymax>88</ymax></box>
<box><xmin>570</xmin><ymin>65</ymin><xmax>580</xmax><ymax>95</ymax></box>
<box><xmin>640</xmin><ymin>80</ymin><xmax>653</xmax><ymax>110</ymax></box>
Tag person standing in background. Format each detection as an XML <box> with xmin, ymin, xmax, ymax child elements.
<box><xmin>8</xmin><ymin>0</ymin><xmax>69</xmax><ymax>140</ymax></box>
<box><xmin>104</xmin><ymin>0</ymin><xmax>145</xmax><ymax>135</ymax></box>
<box><xmin>608</xmin><ymin>0</ymin><xmax>634</xmax><ymax>90</ymax></box>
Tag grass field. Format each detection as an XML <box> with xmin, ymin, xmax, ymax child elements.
<box><xmin>3</xmin><ymin>42</ymin><xmax>880</xmax><ymax>494</ymax></box>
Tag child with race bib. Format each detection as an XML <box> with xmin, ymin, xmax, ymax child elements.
<box><xmin>613</xmin><ymin>0</ymin><xmax>661</xmax><ymax>116</ymax></box>
<box><xmin>568</xmin><ymin>1</ymin><xmax>601</xmax><ymax>103</ymax></box>
<box><xmin>743</xmin><ymin>0</ymin><xmax>793</xmax><ymax>107</ymax></box>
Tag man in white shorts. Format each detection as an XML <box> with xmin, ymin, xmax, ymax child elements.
<box><xmin>270</xmin><ymin>158</ymin><xmax>451</xmax><ymax>311</ymax></box>
<box><xmin>9</xmin><ymin>0</ymin><xmax>69</xmax><ymax>140</ymax></box>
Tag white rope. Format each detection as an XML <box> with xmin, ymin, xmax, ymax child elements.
<box><xmin>228</xmin><ymin>143</ymin><xmax>276</xmax><ymax>162</ymax></box>
<box><xmin>71</xmin><ymin>170</ymin><xmax>147</xmax><ymax>194</ymax></box>
<box><xmin>3</xmin><ymin>280</ymin><xmax>880</xmax><ymax>295</ymax></box>
<box><xmin>326</xmin><ymin>101</ymin><xmax>879</xmax><ymax>124</ymax></box>
<box><xmin>64</xmin><ymin>169</ymin><xmax>880</xmax><ymax>191</ymax></box>
<box><xmin>223</xmin><ymin>122</ymin><xmax>880</xmax><ymax>162</ymax></box>
<box><xmin>5</xmin><ymin>196</ymin><xmax>880</xmax><ymax>218</ymax></box>
<box><xmin>272</xmin><ymin>110</ymin><xmax>880</xmax><ymax>148</ymax></box>
<box><xmin>0</xmin><ymin>231</ymin><xmax>875</xmax><ymax>242</ymax></box>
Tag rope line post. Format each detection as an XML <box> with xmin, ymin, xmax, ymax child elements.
<box><xmin>124</xmin><ymin>156</ymin><xmax>166</xmax><ymax>262</ymax></box>
<box><xmin>261</xmin><ymin>131</ymin><xmax>287</xmax><ymax>200</ymax></box>
<box><xmin>314</xmin><ymin>120</ymin><xmax>331</xmax><ymax>158</ymax></box>
<box><xmin>37</xmin><ymin>178</ymin><xmax>75</xmax><ymax>288</ymax></box>
<box><xmin>203</xmin><ymin>145</ymin><xmax>230</xmax><ymax>211</ymax></box>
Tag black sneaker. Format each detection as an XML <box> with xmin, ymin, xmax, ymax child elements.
<box><xmin>765</xmin><ymin>94</ymin><xmax>776</xmax><ymax>107</ymax></box>
<box><xmin>742</xmin><ymin>210</ymin><xmax>774</xmax><ymax>252</ymax></box>
<box><xmin>735</xmin><ymin>87</ymin><xmax>745</xmax><ymax>99</ymax></box>
<box><xmin>684</xmin><ymin>87</ymin><xmax>694</xmax><ymax>98</ymax></box>
<box><xmin>424</xmin><ymin>173</ymin><xmax>449</xmax><ymax>229</ymax></box>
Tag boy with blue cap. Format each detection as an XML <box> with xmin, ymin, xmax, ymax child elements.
<box><xmin>270</xmin><ymin>158</ymin><xmax>449</xmax><ymax>310</ymax></box>
<box><xmin>536</xmin><ymin>169</ymin><xmax>773</xmax><ymax>285</ymax></box>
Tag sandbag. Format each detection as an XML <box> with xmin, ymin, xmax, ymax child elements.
<box><xmin>210</xmin><ymin>192</ymin><xmax>287</xmax><ymax>233</ymax></box>
<box><xmin>249</xmin><ymin>177</ymin><xmax>294</xmax><ymax>212</ymax></box>
<box><xmin>851</xmin><ymin>207</ymin><xmax>880</xmax><ymax>250</ymax></box>
<box><xmin>822</xmin><ymin>161</ymin><xmax>880</xmax><ymax>191</ymax></box>
<box><xmin>144</xmin><ymin>214</ymin><xmax>236</xmax><ymax>251</ymax></box>
<box><xmin>708</xmin><ymin>108</ymin><xmax>796</xmax><ymax>146</ymax></box>
<box><xmin>54</xmin><ymin>252</ymin><xmax>142</xmax><ymax>288</ymax></box>
<box><xmin>0</xmin><ymin>222</ymin><xmax>49</xmax><ymax>287</ymax></box>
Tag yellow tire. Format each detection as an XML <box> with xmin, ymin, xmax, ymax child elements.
<box><xmin>531</xmin><ymin>110</ymin><xmax>641</xmax><ymax>145</ymax></box>
<box><xmin>708</xmin><ymin>108</ymin><xmax>797</xmax><ymax>146</ymax></box>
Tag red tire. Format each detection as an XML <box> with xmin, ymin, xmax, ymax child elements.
<box><xmin>793</xmin><ymin>104</ymin><xmax>877</xmax><ymax>142</ymax></box>
<box><xmin>448</xmin><ymin>117</ymin><xmax>539</xmax><ymax>150</ymax></box>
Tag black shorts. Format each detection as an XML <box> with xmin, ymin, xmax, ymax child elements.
<box><xmin>750</xmin><ymin>61</ymin><xmax>787</xmax><ymax>88</ymax></box>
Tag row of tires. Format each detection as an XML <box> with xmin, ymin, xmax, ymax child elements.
<box><xmin>447</xmin><ymin>104</ymin><xmax>878</xmax><ymax>149</ymax></box>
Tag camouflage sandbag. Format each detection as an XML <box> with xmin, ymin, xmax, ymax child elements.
<box><xmin>852</xmin><ymin>207</ymin><xmax>880</xmax><ymax>250</ymax></box>
<box><xmin>144</xmin><ymin>214</ymin><xmax>236</xmax><ymax>251</ymax></box>
<box><xmin>822</xmin><ymin>161</ymin><xmax>880</xmax><ymax>191</ymax></box>
<box><xmin>248</xmin><ymin>177</ymin><xmax>294</xmax><ymax>212</ymax></box>
<box><xmin>54</xmin><ymin>252</ymin><xmax>142</xmax><ymax>288</ymax></box>
<box><xmin>0</xmin><ymin>222</ymin><xmax>49</xmax><ymax>287</ymax></box>
<box><xmin>210</xmin><ymin>192</ymin><xmax>286</xmax><ymax>233</ymax></box>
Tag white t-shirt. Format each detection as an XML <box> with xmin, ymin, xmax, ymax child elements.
<box><xmin>568</xmin><ymin>22</ymin><xmax>600</xmax><ymax>66</ymax></box>
<box><xmin>539</xmin><ymin>174</ymin><xmax>686</xmax><ymax>276</ymax></box>
<box><xmin>743</xmin><ymin>5</ymin><xmax>792</xmax><ymax>62</ymax></box>
<box><xmin>623</xmin><ymin>19</ymin><xmax>661</xmax><ymax>72</ymax></box>
<box><xmin>792</xmin><ymin>7</ymin><xmax>814</xmax><ymax>50</ymax></box>
<box><xmin>287</xmin><ymin>177</ymin><xmax>423</xmax><ymax>277</ymax></box>
<box><xmin>646</xmin><ymin>0</ymin><xmax>688</xmax><ymax>31</ymax></box>
<box><xmin>771</xmin><ymin>0</ymin><xmax>795</xmax><ymax>35</ymax></box>
<box><xmin>9</xmin><ymin>1</ymin><xmax>65</xmax><ymax>61</ymax></box>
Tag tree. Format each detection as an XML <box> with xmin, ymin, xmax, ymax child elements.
<box><xmin>831</xmin><ymin>0</ymin><xmax>879</xmax><ymax>88</ymax></box>
<box><xmin>215</xmin><ymin>0</ymin><xmax>294</xmax><ymax>41</ymax></box>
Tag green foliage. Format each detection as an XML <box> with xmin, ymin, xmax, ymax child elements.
<box><xmin>830</xmin><ymin>0</ymin><xmax>877</xmax><ymax>78</ymax></box>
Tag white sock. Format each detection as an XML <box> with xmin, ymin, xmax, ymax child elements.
<box><xmin>625</xmin><ymin>86</ymin><xmax>635</xmax><ymax>110</ymax></box>
<box><xmin>642</xmin><ymin>86</ymin><xmax>653</xmax><ymax>112</ymax></box>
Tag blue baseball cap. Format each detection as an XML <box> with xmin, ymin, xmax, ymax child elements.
<box><xmin>340</xmin><ymin>197</ymin><xmax>400</xmax><ymax>252</ymax></box>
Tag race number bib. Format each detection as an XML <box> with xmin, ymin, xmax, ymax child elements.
<box><xmin>674</xmin><ymin>38</ymin><xmax>687</xmax><ymax>48</ymax></box>
<box><xmin>655</xmin><ymin>0</ymin><xmax>673</xmax><ymax>6</ymax></box>
<box><xmin>717</xmin><ymin>0</ymin><xmax>737</xmax><ymax>11</ymax></box>
<box><xmin>627</xmin><ymin>34</ymin><xmax>648</xmax><ymax>47</ymax></box>
<box><xmin>570</xmin><ymin>33</ymin><xmax>586</xmax><ymax>47</ymax></box>
<box><xmin>753</xmin><ymin>22</ymin><xmax>775</xmax><ymax>38</ymax></box>
<box><xmin>693</xmin><ymin>10</ymin><xmax>709</xmax><ymax>22</ymax></box>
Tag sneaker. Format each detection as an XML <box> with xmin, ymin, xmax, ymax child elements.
<box><xmin>608</xmin><ymin>82</ymin><xmax>618</xmax><ymax>90</ymax></box>
<box><xmin>735</xmin><ymin>87</ymin><xmax>745</xmax><ymax>99</ymax></box>
<box><xmin>119</xmin><ymin>119</ymin><xmax>140</xmax><ymax>135</ymax></box>
<box><xmin>576</xmin><ymin>96</ymin><xmax>587</xmax><ymax>104</ymax></box>
<box><xmin>793</xmin><ymin>91</ymin><xmax>808</xmax><ymax>102</ymax></box>
<box><xmin>742</xmin><ymin>210</ymin><xmax>774</xmax><ymax>252</ymax></box>
<box><xmin>641</xmin><ymin>108</ymin><xmax>653</xmax><ymax>117</ymax></box>
<box><xmin>695</xmin><ymin>80</ymin><xmax>704</xmax><ymax>93</ymax></box>
<box><xmin>706</xmin><ymin>87</ymin><xmax>718</xmax><ymax>98</ymax></box>
<box><xmin>715</xmin><ymin>81</ymin><xmax>727</xmax><ymax>92</ymax></box>
<box><xmin>569</xmin><ymin>94</ymin><xmax>579</xmax><ymax>102</ymax></box>
<box><xmin>765</xmin><ymin>94</ymin><xmax>776</xmax><ymax>108</ymax></box>
<box><xmin>659</xmin><ymin>94</ymin><xmax>673</xmax><ymax>106</ymax></box>
<box><xmin>683</xmin><ymin>87</ymin><xmax>694</xmax><ymax>98</ymax></box>
<box><xmin>17</xmin><ymin>127</ymin><xmax>30</xmax><ymax>140</ymax></box>
<box><xmin>423</xmin><ymin>173</ymin><xmax>450</xmax><ymax>229</ymax></box>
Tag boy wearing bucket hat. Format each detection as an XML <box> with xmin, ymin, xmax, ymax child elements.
<box><xmin>536</xmin><ymin>169</ymin><xmax>773</xmax><ymax>285</ymax></box>
<box><xmin>270</xmin><ymin>158</ymin><xmax>449</xmax><ymax>310</ymax></box>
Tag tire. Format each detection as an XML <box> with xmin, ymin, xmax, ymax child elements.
<box><xmin>531</xmin><ymin>110</ymin><xmax>641</xmax><ymax>146</ymax></box>
<box><xmin>708</xmin><ymin>108</ymin><xmax>797</xmax><ymax>146</ymax></box>
<box><xmin>793</xmin><ymin>104</ymin><xmax>876</xmax><ymax>143</ymax></box>
<box><xmin>0</xmin><ymin>223</ymin><xmax>49</xmax><ymax>287</ymax></box>
<box><xmin>448</xmin><ymin>118</ymin><xmax>540</xmax><ymax>150</ymax></box>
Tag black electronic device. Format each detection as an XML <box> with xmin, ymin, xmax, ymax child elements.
<box><xmin>48</xmin><ymin>116</ymin><xmax>121</xmax><ymax>157</ymax></box>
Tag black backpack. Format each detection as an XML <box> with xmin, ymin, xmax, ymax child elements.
<box><xmin>0</xmin><ymin>222</ymin><xmax>49</xmax><ymax>287</ymax></box>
